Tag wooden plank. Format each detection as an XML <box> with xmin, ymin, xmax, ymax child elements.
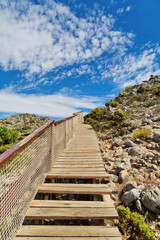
<box><xmin>57</xmin><ymin>158</ymin><xmax>102</xmax><ymax>161</ymax></box>
<box><xmin>54</xmin><ymin>162</ymin><xmax>103</xmax><ymax>165</ymax></box>
<box><xmin>60</xmin><ymin>153</ymin><xmax>101</xmax><ymax>156</ymax></box>
<box><xmin>38</xmin><ymin>183</ymin><xmax>111</xmax><ymax>195</ymax></box>
<box><xmin>31</xmin><ymin>200</ymin><xmax>114</xmax><ymax>208</ymax></box>
<box><xmin>47</xmin><ymin>173</ymin><xmax>109</xmax><ymax>179</ymax></box>
<box><xmin>16</xmin><ymin>226</ymin><xmax>121</xmax><ymax>237</ymax></box>
<box><xmin>14</xmin><ymin>237</ymin><xmax>122</xmax><ymax>240</ymax></box>
<box><xmin>58</xmin><ymin>156</ymin><xmax>102</xmax><ymax>159</ymax></box>
<box><xmin>25</xmin><ymin>207</ymin><xmax>118</xmax><ymax>220</ymax></box>
<box><xmin>40</xmin><ymin>183</ymin><xmax>110</xmax><ymax>188</ymax></box>
<box><xmin>53</xmin><ymin>164</ymin><xmax>104</xmax><ymax>167</ymax></box>
<box><xmin>53</xmin><ymin>166</ymin><xmax>104</xmax><ymax>169</ymax></box>
<box><xmin>52</xmin><ymin>168</ymin><xmax>105</xmax><ymax>172</ymax></box>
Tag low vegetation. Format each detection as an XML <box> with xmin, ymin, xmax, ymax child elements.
<box><xmin>117</xmin><ymin>205</ymin><xmax>157</xmax><ymax>240</ymax></box>
<box><xmin>132</xmin><ymin>128</ymin><xmax>152</xmax><ymax>139</ymax></box>
<box><xmin>155</xmin><ymin>85</ymin><xmax>160</xmax><ymax>96</ymax></box>
<box><xmin>0</xmin><ymin>126</ymin><xmax>19</xmax><ymax>153</ymax></box>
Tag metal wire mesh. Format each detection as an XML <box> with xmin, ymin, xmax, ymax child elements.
<box><xmin>0</xmin><ymin>112</ymin><xmax>83</xmax><ymax>240</ymax></box>
<box><xmin>0</xmin><ymin>127</ymin><xmax>52</xmax><ymax>240</ymax></box>
<box><xmin>53</xmin><ymin>121</ymin><xmax>66</xmax><ymax>162</ymax></box>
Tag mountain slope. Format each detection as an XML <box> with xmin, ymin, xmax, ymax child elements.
<box><xmin>84</xmin><ymin>75</ymin><xmax>160</xmax><ymax>238</ymax></box>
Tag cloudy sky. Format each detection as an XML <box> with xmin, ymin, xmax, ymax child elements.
<box><xmin>0</xmin><ymin>0</ymin><xmax>160</xmax><ymax>119</ymax></box>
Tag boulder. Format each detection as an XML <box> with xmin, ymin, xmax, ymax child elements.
<box><xmin>109</xmin><ymin>174</ymin><xmax>119</xmax><ymax>183</ymax></box>
<box><xmin>152</xmin><ymin>116</ymin><xmax>160</xmax><ymax>122</ymax></box>
<box><xmin>121</xmin><ymin>188</ymin><xmax>141</xmax><ymax>206</ymax></box>
<box><xmin>112</xmin><ymin>139</ymin><xmax>122</xmax><ymax>147</ymax></box>
<box><xmin>119</xmin><ymin>170</ymin><xmax>129</xmax><ymax>183</ymax></box>
<box><xmin>123</xmin><ymin>140</ymin><xmax>135</xmax><ymax>148</ymax></box>
<box><xmin>153</xmin><ymin>132</ymin><xmax>160</xmax><ymax>143</ymax></box>
<box><xmin>121</xmin><ymin>184</ymin><xmax>145</xmax><ymax>206</ymax></box>
<box><xmin>141</xmin><ymin>187</ymin><xmax>160</xmax><ymax>214</ymax></box>
<box><xmin>108</xmin><ymin>181</ymin><xmax>119</xmax><ymax>193</ymax></box>
<box><xmin>123</xmin><ymin>181</ymin><xmax>137</xmax><ymax>193</ymax></box>
<box><xmin>117</xmin><ymin>160</ymin><xmax>131</xmax><ymax>172</ymax></box>
<box><xmin>128</xmin><ymin>147</ymin><xmax>141</xmax><ymax>156</ymax></box>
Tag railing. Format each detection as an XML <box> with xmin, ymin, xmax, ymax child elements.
<box><xmin>0</xmin><ymin>111</ymin><xmax>83</xmax><ymax>240</ymax></box>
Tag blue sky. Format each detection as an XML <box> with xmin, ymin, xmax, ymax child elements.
<box><xmin>0</xmin><ymin>0</ymin><xmax>160</xmax><ymax>120</ymax></box>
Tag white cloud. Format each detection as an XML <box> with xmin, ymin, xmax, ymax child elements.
<box><xmin>126</xmin><ymin>6</ymin><xmax>131</xmax><ymax>12</ymax></box>
<box><xmin>0</xmin><ymin>90</ymin><xmax>104</xmax><ymax>118</ymax></box>
<box><xmin>117</xmin><ymin>8</ymin><xmax>124</xmax><ymax>14</ymax></box>
<box><xmin>0</xmin><ymin>0</ymin><xmax>133</xmax><ymax>79</ymax></box>
<box><xmin>101</xmin><ymin>47</ymin><xmax>160</xmax><ymax>88</ymax></box>
<box><xmin>117</xmin><ymin>6</ymin><xmax>132</xmax><ymax>14</ymax></box>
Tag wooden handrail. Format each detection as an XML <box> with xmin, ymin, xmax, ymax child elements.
<box><xmin>0</xmin><ymin>120</ymin><xmax>54</xmax><ymax>167</ymax></box>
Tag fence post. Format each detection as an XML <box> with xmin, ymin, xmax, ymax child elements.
<box><xmin>50</xmin><ymin>123</ymin><xmax>55</xmax><ymax>167</ymax></box>
<box><xmin>64</xmin><ymin>120</ymin><xmax>67</xmax><ymax>148</ymax></box>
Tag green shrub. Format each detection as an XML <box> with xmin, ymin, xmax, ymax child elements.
<box><xmin>29</xmin><ymin>119</ymin><xmax>35</xmax><ymax>124</ymax></box>
<box><xmin>105</xmin><ymin>101</ymin><xmax>119</xmax><ymax>108</ymax></box>
<box><xmin>137</xmin><ymin>86</ymin><xmax>145</xmax><ymax>93</ymax></box>
<box><xmin>114</xmin><ymin>110</ymin><xmax>125</xmax><ymax>118</ymax></box>
<box><xmin>4</xmin><ymin>120</ymin><xmax>12</xmax><ymax>124</ymax></box>
<box><xmin>85</xmin><ymin>118</ymin><xmax>97</xmax><ymax>125</ymax></box>
<box><xmin>117</xmin><ymin>205</ymin><xmax>157</xmax><ymax>240</ymax></box>
<box><xmin>102</xmin><ymin>124</ymin><xmax>110</xmax><ymax>130</ymax></box>
<box><xmin>132</xmin><ymin>128</ymin><xmax>151</xmax><ymax>139</ymax></box>
<box><xmin>125</xmin><ymin>108</ymin><xmax>133</xmax><ymax>115</ymax></box>
<box><xmin>0</xmin><ymin>126</ymin><xmax>19</xmax><ymax>145</ymax></box>
<box><xmin>0</xmin><ymin>137</ymin><xmax>3</xmax><ymax>146</ymax></box>
<box><xmin>22</xmin><ymin>125</ymin><xmax>31</xmax><ymax>130</ymax></box>
<box><xmin>0</xmin><ymin>143</ymin><xmax>13</xmax><ymax>153</ymax></box>
<box><xmin>110</xmin><ymin>101</ymin><xmax>119</xmax><ymax>107</ymax></box>
<box><xmin>122</xmin><ymin>86</ymin><xmax>133</xmax><ymax>92</ymax></box>
<box><xmin>84</xmin><ymin>107</ymin><xmax>105</xmax><ymax>124</ymax></box>
<box><xmin>155</xmin><ymin>85</ymin><xmax>160</xmax><ymax>96</ymax></box>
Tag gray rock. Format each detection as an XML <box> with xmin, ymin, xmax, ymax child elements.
<box><xmin>136</xmin><ymin>184</ymin><xmax>145</xmax><ymax>192</ymax></box>
<box><xmin>112</xmin><ymin>139</ymin><xmax>122</xmax><ymax>147</ymax></box>
<box><xmin>136</xmin><ymin>200</ymin><xmax>143</xmax><ymax>212</ymax></box>
<box><xmin>108</xmin><ymin>181</ymin><xmax>119</xmax><ymax>193</ymax></box>
<box><xmin>121</xmin><ymin>188</ymin><xmax>141</xmax><ymax>206</ymax></box>
<box><xmin>152</xmin><ymin>116</ymin><xmax>160</xmax><ymax>122</ymax></box>
<box><xmin>150</xmin><ymin>172</ymin><xmax>156</xmax><ymax>180</ymax></box>
<box><xmin>123</xmin><ymin>181</ymin><xmax>137</xmax><ymax>193</ymax></box>
<box><xmin>117</xmin><ymin>160</ymin><xmax>131</xmax><ymax>172</ymax></box>
<box><xmin>131</xmin><ymin>163</ymin><xmax>142</xmax><ymax>169</ymax></box>
<box><xmin>141</xmin><ymin>187</ymin><xmax>160</xmax><ymax>214</ymax></box>
<box><xmin>139</xmin><ymin>159</ymin><xmax>148</xmax><ymax>167</ymax></box>
<box><xmin>146</xmin><ymin>144</ymin><xmax>155</xmax><ymax>150</ymax></box>
<box><xmin>123</xmin><ymin>140</ymin><xmax>135</xmax><ymax>148</ymax></box>
<box><xmin>119</xmin><ymin>170</ymin><xmax>129</xmax><ymax>183</ymax></box>
<box><xmin>150</xmin><ymin>164</ymin><xmax>158</xmax><ymax>171</ymax></box>
<box><xmin>128</xmin><ymin>147</ymin><xmax>141</xmax><ymax>156</ymax></box>
<box><xmin>153</xmin><ymin>132</ymin><xmax>160</xmax><ymax>142</ymax></box>
<box><xmin>109</xmin><ymin>174</ymin><xmax>119</xmax><ymax>183</ymax></box>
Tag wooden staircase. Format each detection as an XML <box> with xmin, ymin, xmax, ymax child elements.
<box><xmin>14</xmin><ymin>124</ymin><xmax>121</xmax><ymax>239</ymax></box>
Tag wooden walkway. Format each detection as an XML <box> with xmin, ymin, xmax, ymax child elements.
<box><xmin>14</xmin><ymin>124</ymin><xmax>121</xmax><ymax>240</ymax></box>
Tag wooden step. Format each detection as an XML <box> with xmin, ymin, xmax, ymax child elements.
<box><xmin>38</xmin><ymin>183</ymin><xmax>111</xmax><ymax>195</ymax></box>
<box><xmin>26</xmin><ymin>200</ymin><xmax>117</xmax><ymax>220</ymax></box>
<box><xmin>47</xmin><ymin>173</ymin><xmax>109</xmax><ymax>179</ymax></box>
<box><xmin>25</xmin><ymin>207</ymin><xmax>118</xmax><ymax>220</ymax></box>
<box><xmin>15</xmin><ymin>226</ymin><xmax>121</xmax><ymax>238</ymax></box>
<box><xmin>52</xmin><ymin>168</ymin><xmax>105</xmax><ymax>173</ymax></box>
<box><xmin>31</xmin><ymin>200</ymin><xmax>114</xmax><ymax>208</ymax></box>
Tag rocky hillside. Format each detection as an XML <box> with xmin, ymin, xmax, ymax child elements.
<box><xmin>84</xmin><ymin>75</ymin><xmax>160</xmax><ymax>238</ymax></box>
<box><xmin>0</xmin><ymin>113</ymin><xmax>50</xmax><ymax>153</ymax></box>
<box><xmin>0</xmin><ymin>113</ymin><xmax>50</xmax><ymax>135</ymax></box>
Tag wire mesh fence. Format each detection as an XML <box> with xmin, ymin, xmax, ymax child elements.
<box><xmin>0</xmin><ymin>112</ymin><xmax>83</xmax><ymax>240</ymax></box>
